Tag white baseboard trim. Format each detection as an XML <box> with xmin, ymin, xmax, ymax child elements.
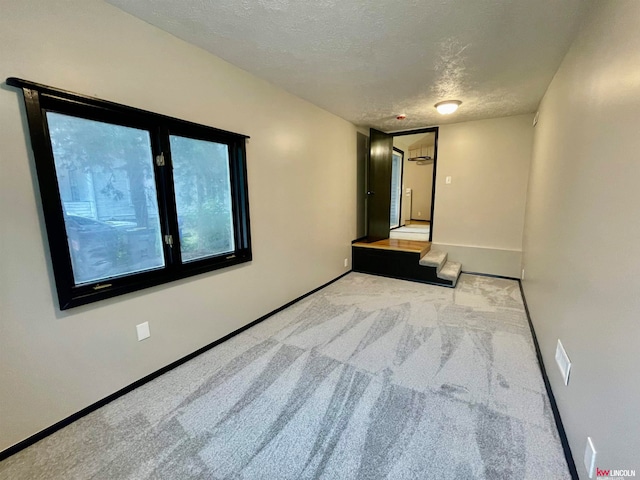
<box><xmin>431</xmin><ymin>243</ymin><xmax>522</xmax><ymax>278</ymax></box>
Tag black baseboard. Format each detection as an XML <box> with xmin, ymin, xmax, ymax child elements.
<box><xmin>461</xmin><ymin>270</ymin><xmax>520</xmax><ymax>281</ymax></box>
<box><xmin>518</xmin><ymin>281</ymin><xmax>579</xmax><ymax>480</ymax></box>
<box><xmin>0</xmin><ymin>270</ymin><xmax>352</xmax><ymax>462</ymax></box>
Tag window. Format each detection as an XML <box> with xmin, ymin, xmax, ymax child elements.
<box><xmin>8</xmin><ymin>78</ymin><xmax>252</xmax><ymax>309</ymax></box>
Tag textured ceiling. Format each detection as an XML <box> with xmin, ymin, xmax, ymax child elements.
<box><xmin>105</xmin><ymin>0</ymin><xmax>589</xmax><ymax>131</ymax></box>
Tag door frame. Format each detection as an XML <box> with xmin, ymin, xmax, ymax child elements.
<box><xmin>388</xmin><ymin>126</ymin><xmax>439</xmax><ymax>242</ymax></box>
<box><xmin>390</xmin><ymin>146</ymin><xmax>405</xmax><ymax>230</ymax></box>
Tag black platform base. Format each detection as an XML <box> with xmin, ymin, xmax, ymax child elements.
<box><xmin>352</xmin><ymin>245</ymin><xmax>454</xmax><ymax>287</ymax></box>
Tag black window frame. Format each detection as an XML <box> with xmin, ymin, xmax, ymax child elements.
<box><xmin>7</xmin><ymin>78</ymin><xmax>252</xmax><ymax>310</ymax></box>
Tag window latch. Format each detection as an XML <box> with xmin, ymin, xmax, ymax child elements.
<box><xmin>164</xmin><ymin>234</ymin><xmax>173</xmax><ymax>247</ymax></box>
<box><xmin>156</xmin><ymin>152</ymin><xmax>165</xmax><ymax>167</ymax></box>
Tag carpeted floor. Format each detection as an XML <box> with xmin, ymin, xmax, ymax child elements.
<box><xmin>0</xmin><ymin>273</ymin><xmax>570</xmax><ymax>479</ymax></box>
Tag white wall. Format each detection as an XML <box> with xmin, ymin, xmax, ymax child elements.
<box><xmin>433</xmin><ymin>114</ymin><xmax>534</xmax><ymax>277</ymax></box>
<box><xmin>0</xmin><ymin>0</ymin><xmax>356</xmax><ymax>452</ymax></box>
<box><xmin>522</xmin><ymin>1</ymin><xmax>640</xmax><ymax>475</ymax></box>
<box><xmin>406</xmin><ymin>160</ymin><xmax>433</xmax><ymax>221</ymax></box>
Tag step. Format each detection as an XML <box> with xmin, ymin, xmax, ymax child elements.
<box><xmin>419</xmin><ymin>250</ymin><xmax>447</xmax><ymax>271</ymax></box>
<box><xmin>438</xmin><ymin>261</ymin><xmax>462</xmax><ymax>286</ymax></box>
<box><xmin>353</xmin><ymin>239</ymin><xmax>431</xmax><ymax>257</ymax></box>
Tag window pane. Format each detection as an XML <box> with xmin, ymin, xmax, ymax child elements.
<box><xmin>170</xmin><ymin>135</ymin><xmax>235</xmax><ymax>262</ymax></box>
<box><xmin>47</xmin><ymin>112</ymin><xmax>165</xmax><ymax>285</ymax></box>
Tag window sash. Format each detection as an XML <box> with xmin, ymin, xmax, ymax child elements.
<box><xmin>46</xmin><ymin>111</ymin><xmax>168</xmax><ymax>286</ymax></box>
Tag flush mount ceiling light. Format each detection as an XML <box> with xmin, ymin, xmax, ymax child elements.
<box><xmin>435</xmin><ymin>100</ymin><xmax>462</xmax><ymax>115</ymax></box>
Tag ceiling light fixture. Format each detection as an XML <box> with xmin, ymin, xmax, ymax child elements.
<box><xmin>435</xmin><ymin>100</ymin><xmax>462</xmax><ymax>115</ymax></box>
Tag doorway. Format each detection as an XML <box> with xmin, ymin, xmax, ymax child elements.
<box><xmin>390</xmin><ymin>148</ymin><xmax>404</xmax><ymax>229</ymax></box>
<box><xmin>365</xmin><ymin>127</ymin><xmax>438</xmax><ymax>242</ymax></box>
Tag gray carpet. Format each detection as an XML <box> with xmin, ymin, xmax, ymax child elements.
<box><xmin>0</xmin><ymin>273</ymin><xmax>570</xmax><ymax>479</ymax></box>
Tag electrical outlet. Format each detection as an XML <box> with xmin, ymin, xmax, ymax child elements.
<box><xmin>555</xmin><ymin>339</ymin><xmax>571</xmax><ymax>385</ymax></box>
<box><xmin>344</xmin><ymin>258</ymin><xmax>349</xmax><ymax>268</ymax></box>
<box><xmin>584</xmin><ymin>437</ymin><xmax>596</xmax><ymax>478</ymax></box>
<box><xmin>445</xmin><ymin>176</ymin><xmax>452</xmax><ymax>184</ymax></box>
<box><xmin>136</xmin><ymin>322</ymin><xmax>150</xmax><ymax>341</ymax></box>
<box><xmin>521</xmin><ymin>268</ymin><xmax>525</xmax><ymax>280</ymax></box>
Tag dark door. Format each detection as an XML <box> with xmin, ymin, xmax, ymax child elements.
<box><xmin>367</xmin><ymin>128</ymin><xmax>393</xmax><ymax>241</ymax></box>
<box><xmin>356</xmin><ymin>132</ymin><xmax>369</xmax><ymax>238</ymax></box>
